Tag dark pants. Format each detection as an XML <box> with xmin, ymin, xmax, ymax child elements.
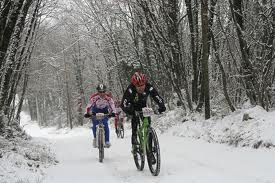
<box><xmin>131</xmin><ymin>115</ymin><xmax>139</xmax><ymax>144</ymax></box>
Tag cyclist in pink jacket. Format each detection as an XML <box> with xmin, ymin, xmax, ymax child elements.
<box><xmin>84</xmin><ymin>84</ymin><xmax>116</xmax><ymax>148</ymax></box>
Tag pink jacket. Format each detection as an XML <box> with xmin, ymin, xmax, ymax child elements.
<box><xmin>86</xmin><ymin>93</ymin><xmax>116</xmax><ymax>114</ymax></box>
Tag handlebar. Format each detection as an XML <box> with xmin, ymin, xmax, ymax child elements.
<box><xmin>85</xmin><ymin>112</ymin><xmax>114</xmax><ymax>120</ymax></box>
<box><xmin>94</xmin><ymin>113</ymin><xmax>109</xmax><ymax>120</ymax></box>
<box><xmin>135</xmin><ymin>107</ymin><xmax>159</xmax><ymax>117</ymax></box>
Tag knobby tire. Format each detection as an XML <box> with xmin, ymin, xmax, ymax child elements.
<box><xmin>147</xmin><ymin>127</ymin><xmax>161</xmax><ymax>176</ymax></box>
<box><xmin>98</xmin><ymin>129</ymin><xmax>104</xmax><ymax>163</ymax></box>
<box><xmin>133</xmin><ymin>137</ymin><xmax>145</xmax><ymax>171</ymax></box>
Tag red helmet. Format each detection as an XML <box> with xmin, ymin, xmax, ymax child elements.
<box><xmin>131</xmin><ymin>72</ymin><xmax>147</xmax><ymax>86</ymax></box>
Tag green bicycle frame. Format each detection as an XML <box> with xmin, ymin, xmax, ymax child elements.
<box><xmin>137</xmin><ymin>116</ymin><xmax>150</xmax><ymax>154</ymax></box>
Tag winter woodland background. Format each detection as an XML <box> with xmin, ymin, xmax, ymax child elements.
<box><xmin>0</xmin><ymin>0</ymin><xmax>275</xmax><ymax>129</ymax></box>
<box><xmin>0</xmin><ymin>0</ymin><xmax>275</xmax><ymax>182</ymax></box>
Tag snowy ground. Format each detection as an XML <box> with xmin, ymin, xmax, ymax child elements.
<box><xmin>1</xmin><ymin>106</ymin><xmax>275</xmax><ymax>183</ymax></box>
<box><xmin>0</xmin><ymin>114</ymin><xmax>57</xmax><ymax>183</ymax></box>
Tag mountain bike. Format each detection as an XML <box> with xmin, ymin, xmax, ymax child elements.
<box><xmin>132</xmin><ymin>107</ymin><xmax>161</xmax><ymax>176</ymax></box>
<box><xmin>116</xmin><ymin>118</ymin><xmax>124</xmax><ymax>138</ymax></box>
<box><xmin>92</xmin><ymin>113</ymin><xmax>110</xmax><ymax>163</ymax></box>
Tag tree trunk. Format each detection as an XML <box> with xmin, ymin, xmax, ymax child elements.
<box><xmin>0</xmin><ymin>0</ymin><xmax>24</xmax><ymax>70</ymax></box>
<box><xmin>64</xmin><ymin>51</ymin><xmax>73</xmax><ymax>129</ymax></box>
<box><xmin>260</xmin><ymin>3</ymin><xmax>275</xmax><ymax>110</ymax></box>
<box><xmin>166</xmin><ymin>0</ymin><xmax>193</xmax><ymax>111</ymax></box>
<box><xmin>201</xmin><ymin>0</ymin><xmax>210</xmax><ymax>119</ymax></box>
<box><xmin>72</xmin><ymin>39</ymin><xmax>84</xmax><ymax>126</ymax></box>
<box><xmin>210</xmin><ymin>30</ymin><xmax>236</xmax><ymax>112</ymax></box>
<box><xmin>15</xmin><ymin>67</ymin><xmax>29</xmax><ymax>121</ymax></box>
<box><xmin>0</xmin><ymin>0</ymin><xmax>12</xmax><ymax>44</ymax></box>
<box><xmin>229</xmin><ymin>0</ymin><xmax>258</xmax><ymax>105</ymax></box>
<box><xmin>6</xmin><ymin>0</ymin><xmax>39</xmax><ymax>117</ymax></box>
<box><xmin>0</xmin><ymin>0</ymin><xmax>33</xmax><ymax>114</ymax></box>
<box><xmin>35</xmin><ymin>94</ymin><xmax>42</xmax><ymax>126</ymax></box>
<box><xmin>185</xmin><ymin>0</ymin><xmax>199</xmax><ymax>103</ymax></box>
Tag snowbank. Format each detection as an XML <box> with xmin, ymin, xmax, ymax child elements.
<box><xmin>0</xmin><ymin>137</ymin><xmax>57</xmax><ymax>183</ymax></box>
<box><xmin>0</xmin><ymin>119</ymin><xmax>57</xmax><ymax>183</ymax></box>
<box><xmin>154</xmin><ymin>106</ymin><xmax>275</xmax><ymax>149</ymax></box>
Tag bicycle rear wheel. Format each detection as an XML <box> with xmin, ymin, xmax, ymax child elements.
<box><xmin>116</xmin><ymin>128</ymin><xmax>120</xmax><ymax>138</ymax></box>
<box><xmin>146</xmin><ymin>127</ymin><xmax>161</xmax><ymax>176</ymax></box>
<box><xmin>120</xmin><ymin>124</ymin><xmax>124</xmax><ymax>139</ymax></box>
<box><xmin>98</xmin><ymin>129</ymin><xmax>104</xmax><ymax>163</ymax></box>
<box><xmin>133</xmin><ymin>137</ymin><xmax>145</xmax><ymax>171</ymax></box>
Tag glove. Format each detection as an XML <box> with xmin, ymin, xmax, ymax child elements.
<box><xmin>158</xmin><ymin>106</ymin><xmax>166</xmax><ymax>114</ymax></box>
<box><xmin>108</xmin><ymin>113</ymin><xmax>116</xmax><ymax>118</ymax></box>
<box><xmin>84</xmin><ymin>113</ymin><xmax>91</xmax><ymax>118</ymax></box>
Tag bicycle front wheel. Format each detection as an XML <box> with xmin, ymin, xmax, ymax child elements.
<box><xmin>98</xmin><ymin>129</ymin><xmax>104</xmax><ymax>163</ymax></box>
<box><xmin>147</xmin><ymin>127</ymin><xmax>161</xmax><ymax>176</ymax></box>
<box><xmin>133</xmin><ymin>136</ymin><xmax>145</xmax><ymax>171</ymax></box>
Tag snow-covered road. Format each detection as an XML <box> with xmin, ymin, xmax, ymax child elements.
<box><xmin>42</xmin><ymin>126</ymin><xmax>275</xmax><ymax>183</ymax></box>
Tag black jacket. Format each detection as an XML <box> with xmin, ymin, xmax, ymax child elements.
<box><xmin>121</xmin><ymin>83</ymin><xmax>165</xmax><ymax>115</ymax></box>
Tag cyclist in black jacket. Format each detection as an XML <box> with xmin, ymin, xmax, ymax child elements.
<box><xmin>121</xmin><ymin>72</ymin><xmax>166</xmax><ymax>145</ymax></box>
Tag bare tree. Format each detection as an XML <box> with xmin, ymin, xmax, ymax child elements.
<box><xmin>201</xmin><ymin>0</ymin><xmax>210</xmax><ymax>119</ymax></box>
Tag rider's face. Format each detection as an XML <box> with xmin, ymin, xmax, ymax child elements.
<box><xmin>98</xmin><ymin>91</ymin><xmax>105</xmax><ymax>97</ymax></box>
<box><xmin>136</xmin><ymin>84</ymin><xmax>145</xmax><ymax>93</ymax></box>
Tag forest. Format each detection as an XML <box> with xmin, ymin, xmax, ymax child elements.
<box><xmin>0</xmin><ymin>0</ymin><xmax>274</xmax><ymax>132</ymax></box>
